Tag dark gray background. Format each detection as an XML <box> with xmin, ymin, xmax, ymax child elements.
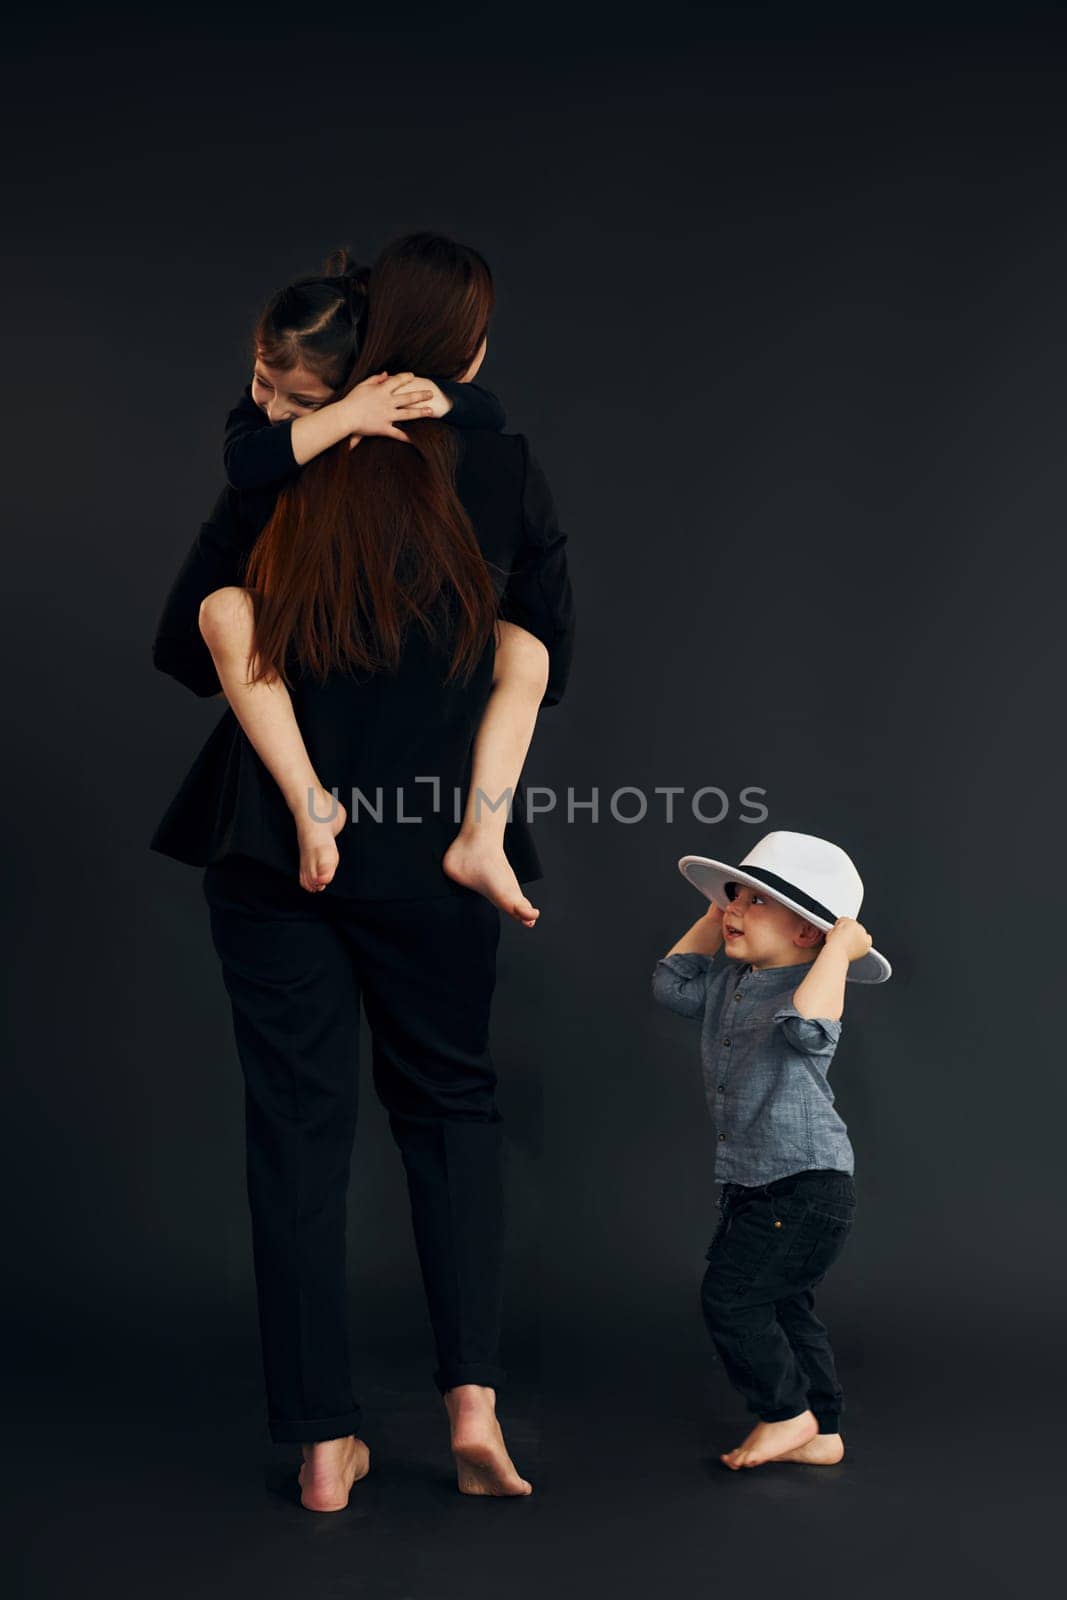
<box><xmin>4</xmin><ymin>4</ymin><xmax>1064</xmax><ymax>1596</ymax></box>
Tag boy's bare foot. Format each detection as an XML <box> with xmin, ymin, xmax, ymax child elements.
<box><xmin>294</xmin><ymin>790</ymin><xmax>347</xmax><ymax>893</ymax></box>
<box><xmin>775</xmin><ymin>1431</ymin><xmax>845</xmax><ymax>1465</ymax></box>
<box><xmin>297</xmin><ymin>1434</ymin><xmax>370</xmax><ymax>1512</ymax></box>
<box><xmin>720</xmin><ymin>1410</ymin><xmax>819</xmax><ymax>1469</ymax></box>
<box><xmin>442</xmin><ymin>835</ymin><xmax>540</xmax><ymax>927</ymax></box>
<box><xmin>444</xmin><ymin>1384</ymin><xmax>533</xmax><ymax>1496</ymax></box>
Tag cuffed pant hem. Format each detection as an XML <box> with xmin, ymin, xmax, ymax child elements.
<box><xmin>814</xmin><ymin>1411</ymin><xmax>841</xmax><ymax>1434</ymax></box>
<box><xmin>434</xmin><ymin>1363</ymin><xmax>507</xmax><ymax>1396</ymax></box>
<box><xmin>268</xmin><ymin>1408</ymin><xmax>363</xmax><ymax>1445</ymax></box>
<box><xmin>758</xmin><ymin>1405</ymin><xmax>813</xmax><ymax>1424</ymax></box>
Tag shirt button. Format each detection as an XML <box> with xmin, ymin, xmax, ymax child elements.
<box><xmin>718</xmin><ymin>1133</ymin><xmax>726</xmax><ymax>1142</ymax></box>
<box><xmin>722</xmin><ymin>1038</ymin><xmax>731</xmax><ymax>1047</ymax></box>
<box><xmin>734</xmin><ymin>992</ymin><xmax>743</xmax><ymax>1001</ymax></box>
<box><xmin>717</xmin><ymin>1084</ymin><xmax>726</xmax><ymax>1093</ymax></box>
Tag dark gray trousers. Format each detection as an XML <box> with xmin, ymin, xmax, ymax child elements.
<box><xmin>203</xmin><ymin>853</ymin><xmax>505</xmax><ymax>1444</ymax></box>
<box><xmin>701</xmin><ymin>1168</ymin><xmax>857</xmax><ymax>1433</ymax></box>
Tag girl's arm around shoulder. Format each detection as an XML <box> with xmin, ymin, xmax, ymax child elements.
<box><xmin>225</xmin><ymin>373</ymin><xmax>506</xmax><ymax>493</ymax></box>
<box><xmin>225</xmin><ymin>374</ymin><xmax>425</xmax><ymax>488</ymax></box>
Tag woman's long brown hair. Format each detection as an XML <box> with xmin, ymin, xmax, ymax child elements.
<box><xmin>244</xmin><ymin>233</ymin><xmax>499</xmax><ymax>688</ymax></box>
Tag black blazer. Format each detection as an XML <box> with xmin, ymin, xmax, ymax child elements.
<box><xmin>149</xmin><ymin>430</ymin><xmax>575</xmax><ymax>898</ymax></box>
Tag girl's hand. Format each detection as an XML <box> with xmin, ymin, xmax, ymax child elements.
<box><xmin>825</xmin><ymin>916</ymin><xmax>872</xmax><ymax>963</ymax></box>
<box><xmin>392</xmin><ymin>374</ymin><xmax>451</xmax><ymax>417</ymax></box>
<box><xmin>705</xmin><ymin>901</ymin><xmax>725</xmax><ymax>927</ymax></box>
<box><xmin>338</xmin><ymin>371</ymin><xmax>438</xmax><ymax>441</ymax></box>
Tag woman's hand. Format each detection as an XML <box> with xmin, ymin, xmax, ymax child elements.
<box><xmin>338</xmin><ymin>372</ymin><xmax>445</xmax><ymax>441</ymax></box>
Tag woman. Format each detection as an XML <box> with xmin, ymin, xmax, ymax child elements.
<box><xmin>150</xmin><ymin>233</ymin><xmax>575</xmax><ymax>1509</ymax></box>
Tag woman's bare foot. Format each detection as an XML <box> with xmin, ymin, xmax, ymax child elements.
<box><xmin>720</xmin><ymin>1410</ymin><xmax>819</xmax><ymax>1469</ymax></box>
<box><xmin>293</xmin><ymin>789</ymin><xmax>347</xmax><ymax>893</ymax></box>
<box><xmin>442</xmin><ymin>835</ymin><xmax>540</xmax><ymax>927</ymax></box>
<box><xmin>297</xmin><ymin>1434</ymin><xmax>370</xmax><ymax>1512</ymax></box>
<box><xmin>444</xmin><ymin>1384</ymin><xmax>532</xmax><ymax>1496</ymax></box>
<box><xmin>776</xmin><ymin>1431</ymin><xmax>845</xmax><ymax>1465</ymax></box>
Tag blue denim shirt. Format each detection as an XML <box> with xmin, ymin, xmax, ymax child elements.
<box><xmin>651</xmin><ymin>948</ymin><xmax>854</xmax><ymax>1187</ymax></box>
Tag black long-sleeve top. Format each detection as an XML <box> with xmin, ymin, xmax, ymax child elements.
<box><xmin>150</xmin><ymin>425</ymin><xmax>575</xmax><ymax>898</ymax></box>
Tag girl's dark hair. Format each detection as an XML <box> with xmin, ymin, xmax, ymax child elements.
<box><xmin>252</xmin><ymin>247</ymin><xmax>369</xmax><ymax>390</ymax></box>
<box><xmin>245</xmin><ymin>232</ymin><xmax>497</xmax><ymax>688</ymax></box>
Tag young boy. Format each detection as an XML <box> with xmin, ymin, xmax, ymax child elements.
<box><xmin>651</xmin><ymin>830</ymin><xmax>890</xmax><ymax>1470</ymax></box>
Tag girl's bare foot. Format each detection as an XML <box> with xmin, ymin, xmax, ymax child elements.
<box><xmin>444</xmin><ymin>1384</ymin><xmax>532</xmax><ymax>1496</ymax></box>
<box><xmin>293</xmin><ymin>789</ymin><xmax>347</xmax><ymax>893</ymax></box>
<box><xmin>297</xmin><ymin>1434</ymin><xmax>371</xmax><ymax>1512</ymax></box>
<box><xmin>776</xmin><ymin>1431</ymin><xmax>845</xmax><ymax>1465</ymax></box>
<box><xmin>720</xmin><ymin>1410</ymin><xmax>819</xmax><ymax>1469</ymax></box>
<box><xmin>442</xmin><ymin>835</ymin><xmax>540</xmax><ymax>926</ymax></box>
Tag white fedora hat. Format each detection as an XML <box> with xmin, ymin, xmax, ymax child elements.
<box><xmin>678</xmin><ymin>830</ymin><xmax>891</xmax><ymax>984</ymax></box>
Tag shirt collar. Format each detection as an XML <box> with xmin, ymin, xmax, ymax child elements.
<box><xmin>729</xmin><ymin>959</ymin><xmax>812</xmax><ymax>990</ymax></box>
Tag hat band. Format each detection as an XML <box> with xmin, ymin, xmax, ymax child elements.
<box><xmin>730</xmin><ymin>866</ymin><xmax>837</xmax><ymax>925</ymax></box>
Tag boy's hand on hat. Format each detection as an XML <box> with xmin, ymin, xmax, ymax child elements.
<box><xmin>826</xmin><ymin>917</ymin><xmax>872</xmax><ymax>962</ymax></box>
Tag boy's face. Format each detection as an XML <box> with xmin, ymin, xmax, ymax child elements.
<box><xmin>721</xmin><ymin>883</ymin><xmax>824</xmax><ymax>970</ymax></box>
<box><xmin>252</xmin><ymin>355</ymin><xmax>334</xmax><ymax>422</ymax></box>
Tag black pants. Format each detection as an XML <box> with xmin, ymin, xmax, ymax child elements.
<box><xmin>202</xmin><ymin>854</ymin><xmax>504</xmax><ymax>1445</ymax></box>
<box><xmin>700</xmin><ymin>1168</ymin><xmax>856</xmax><ymax>1434</ymax></box>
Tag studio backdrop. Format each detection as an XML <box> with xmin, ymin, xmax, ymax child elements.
<box><xmin>3</xmin><ymin>4</ymin><xmax>1064</xmax><ymax>1590</ymax></box>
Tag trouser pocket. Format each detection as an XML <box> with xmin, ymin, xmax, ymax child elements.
<box><xmin>781</xmin><ymin>1198</ymin><xmax>855</xmax><ymax>1284</ymax></box>
<box><xmin>704</xmin><ymin>1185</ymin><xmax>800</xmax><ymax>1291</ymax></box>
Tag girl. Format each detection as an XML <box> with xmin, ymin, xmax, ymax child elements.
<box><xmin>151</xmin><ymin>232</ymin><xmax>574</xmax><ymax>1509</ymax></box>
<box><xmin>202</xmin><ymin>252</ymin><xmax>552</xmax><ymax>925</ymax></box>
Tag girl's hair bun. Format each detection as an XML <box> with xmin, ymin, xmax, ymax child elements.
<box><xmin>323</xmin><ymin>247</ymin><xmax>370</xmax><ymax>321</ymax></box>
